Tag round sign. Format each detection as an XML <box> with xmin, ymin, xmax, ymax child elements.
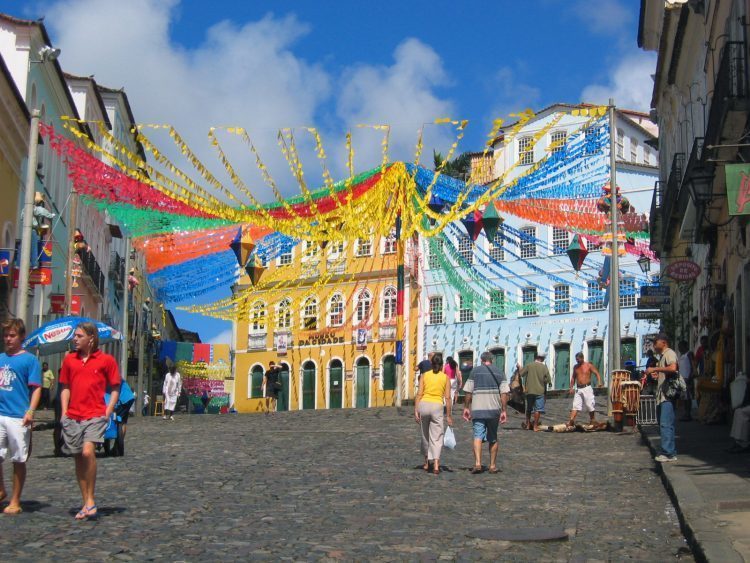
<box><xmin>664</xmin><ymin>260</ymin><xmax>701</xmax><ymax>282</ymax></box>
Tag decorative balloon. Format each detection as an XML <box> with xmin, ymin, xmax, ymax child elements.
<box><xmin>566</xmin><ymin>234</ymin><xmax>588</xmax><ymax>272</ymax></box>
<box><xmin>481</xmin><ymin>201</ymin><xmax>504</xmax><ymax>242</ymax></box>
<box><xmin>596</xmin><ymin>183</ymin><xmax>631</xmax><ymax>214</ymax></box>
<box><xmin>460</xmin><ymin>210</ymin><xmax>484</xmax><ymax>241</ymax></box>
<box><xmin>244</xmin><ymin>255</ymin><xmax>266</xmax><ymax>285</ymax></box>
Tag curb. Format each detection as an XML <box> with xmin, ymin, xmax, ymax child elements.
<box><xmin>639</xmin><ymin>426</ymin><xmax>744</xmax><ymax>563</ymax></box>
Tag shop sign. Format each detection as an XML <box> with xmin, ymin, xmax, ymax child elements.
<box><xmin>298</xmin><ymin>331</ymin><xmax>344</xmax><ymax>347</ymax></box>
<box><xmin>664</xmin><ymin>260</ymin><xmax>701</xmax><ymax>282</ymax></box>
<box><xmin>49</xmin><ymin>294</ymin><xmax>81</xmax><ymax>315</ymax></box>
<box><xmin>725</xmin><ymin>163</ymin><xmax>750</xmax><ymax>215</ymax></box>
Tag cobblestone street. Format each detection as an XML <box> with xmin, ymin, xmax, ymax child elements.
<box><xmin>0</xmin><ymin>398</ymin><xmax>692</xmax><ymax>561</ymax></box>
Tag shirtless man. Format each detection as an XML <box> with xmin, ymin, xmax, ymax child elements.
<box><xmin>567</xmin><ymin>352</ymin><xmax>603</xmax><ymax>426</ymax></box>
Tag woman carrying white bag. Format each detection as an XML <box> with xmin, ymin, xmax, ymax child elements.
<box><xmin>414</xmin><ymin>354</ymin><xmax>453</xmax><ymax>474</ymax></box>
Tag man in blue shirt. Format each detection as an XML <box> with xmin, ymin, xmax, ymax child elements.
<box><xmin>0</xmin><ymin>318</ymin><xmax>42</xmax><ymax>514</ymax></box>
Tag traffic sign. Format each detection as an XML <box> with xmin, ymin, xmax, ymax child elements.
<box><xmin>637</xmin><ymin>295</ymin><xmax>670</xmax><ymax>308</ymax></box>
<box><xmin>634</xmin><ymin>311</ymin><xmax>661</xmax><ymax>320</ymax></box>
<box><xmin>640</xmin><ymin>285</ymin><xmax>670</xmax><ymax>297</ymax></box>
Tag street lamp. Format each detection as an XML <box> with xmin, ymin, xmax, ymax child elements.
<box><xmin>637</xmin><ymin>253</ymin><xmax>651</xmax><ymax>273</ymax></box>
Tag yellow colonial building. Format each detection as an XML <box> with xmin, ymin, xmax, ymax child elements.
<box><xmin>233</xmin><ymin>234</ymin><xmax>420</xmax><ymax>413</ymax></box>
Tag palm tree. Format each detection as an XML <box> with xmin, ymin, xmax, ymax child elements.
<box><xmin>433</xmin><ymin>150</ymin><xmax>472</xmax><ymax>181</ymax></box>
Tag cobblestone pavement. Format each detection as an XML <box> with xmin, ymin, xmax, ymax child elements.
<box><xmin>0</xmin><ymin>398</ymin><xmax>692</xmax><ymax>561</ymax></box>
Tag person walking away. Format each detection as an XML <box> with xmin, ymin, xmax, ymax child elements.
<box><xmin>162</xmin><ymin>366</ymin><xmax>181</xmax><ymax>420</ymax></box>
<box><xmin>0</xmin><ymin>319</ymin><xmax>42</xmax><ymax>514</ymax></box>
<box><xmin>645</xmin><ymin>333</ymin><xmax>679</xmax><ymax>463</ymax></box>
<box><xmin>262</xmin><ymin>362</ymin><xmax>280</xmax><ymax>414</ymax></box>
<box><xmin>677</xmin><ymin>340</ymin><xmax>694</xmax><ymax>421</ymax></box>
<box><xmin>443</xmin><ymin>356</ymin><xmax>460</xmax><ymax>404</ymax></box>
<box><xmin>113</xmin><ymin>380</ymin><xmax>135</xmax><ymax>439</ymax></box>
<box><xmin>462</xmin><ymin>351</ymin><xmax>508</xmax><ymax>474</ymax></box>
<box><xmin>41</xmin><ymin>362</ymin><xmax>54</xmax><ymax>410</ymax></box>
<box><xmin>520</xmin><ymin>353</ymin><xmax>551</xmax><ymax>431</ymax></box>
<box><xmin>414</xmin><ymin>354</ymin><xmax>452</xmax><ymax>474</ymax></box>
<box><xmin>141</xmin><ymin>390</ymin><xmax>150</xmax><ymax>416</ymax></box>
<box><xmin>567</xmin><ymin>352</ymin><xmax>603</xmax><ymax>427</ymax></box>
<box><xmin>60</xmin><ymin>321</ymin><xmax>121</xmax><ymax>520</ymax></box>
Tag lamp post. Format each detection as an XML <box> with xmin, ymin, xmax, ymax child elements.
<box><xmin>637</xmin><ymin>253</ymin><xmax>651</xmax><ymax>274</ymax></box>
<box><xmin>608</xmin><ymin>98</ymin><xmax>621</xmax><ymax>374</ymax></box>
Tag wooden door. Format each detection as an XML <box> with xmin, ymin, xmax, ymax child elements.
<box><xmin>302</xmin><ymin>361</ymin><xmax>315</xmax><ymax>410</ymax></box>
<box><xmin>554</xmin><ymin>344</ymin><xmax>570</xmax><ymax>390</ymax></box>
<box><xmin>356</xmin><ymin>358</ymin><xmax>370</xmax><ymax>408</ymax></box>
<box><xmin>588</xmin><ymin>341</ymin><xmax>604</xmax><ymax>378</ymax></box>
<box><xmin>329</xmin><ymin>360</ymin><xmax>343</xmax><ymax>409</ymax></box>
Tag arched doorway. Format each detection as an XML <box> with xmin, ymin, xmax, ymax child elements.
<box><xmin>329</xmin><ymin>359</ymin><xmax>343</xmax><ymax>409</ymax></box>
<box><xmin>522</xmin><ymin>345</ymin><xmax>537</xmax><ymax>367</ymax></box>
<box><xmin>457</xmin><ymin>350</ymin><xmax>473</xmax><ymax>396</ymax></box>
<box><xmin>620</xmin><ymin>337</ymin><xmax>637</xmax><ymax>369</ymax></box>
<box><xmin>250</xmin><ymin>365</ymin><xmax>264</xmax><ymax>398</ymax></box>
<box><xmin>554</xmin><ymin>344</ymin><xmax>570</xmax><ymax>389</ymax></box>
<box><xmin>278</xmin><ymin>362</ymin><xmax>290</xmax><ymax>411</ymax></box>
<box><xmin>302</xmin><ymin>361</ymin><xmax>316</xmax><ymax>410</ymax></box>
<box><xmin>356</xmin><ymin>357</ymin><xmax>370</xmax><ymax>408</ymax></box>
<box><xmin>382</xmin><ymin>355</ymin><xmax>396</xmax><ymax>391</ymax></box>
<box><xmin>587</xmin><ymin>340</ymin><xmax>604</xmax><ymax>378</ymax></box>
<box><xmin>489</xmin><ymin>347</ymin><xmax>505</xmax><ymax>373</ymax></box>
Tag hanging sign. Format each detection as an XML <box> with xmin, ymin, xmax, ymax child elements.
<box><xmin>640</xmin><ymin>285</ymin><xmax>669</xmax><ymax>297</ymax></box>
<box><xmin>725</xmin><ymin>163</ymin><xmax>750</xmax><ymax>215</ymax></box>
<box><xmin>37</xmin><ymin>241</ymin><xmax>52</xmax><ymax>267</ymax></box>
<box><xmin>356</xmin><ymin>328</ymin><xmax>368</xmax><ymax>349</ymax></box>
<box><xmin>50</xmin><ymin>294</ymin><xmax>65</xmax><ymax>313</ymax></box>
<box><xmin>637</xmin><ymin>295</ymin><xmax>670</xmax><ymax>308</ymax></box>
<box><xmin>664</xmin><ymin>260</ymin><xmax>701</xmax><ymax>282</ymax></box>
<box><xmin>277</xmin><ymin>333</ymin><xmax>288</xmax><ymax>355</ymax></box>
<box><xmin>29</xmin><ymin>267</ymin><xmax>52</xmax><ymax>286</ymax></box>
<box><xmin>0</xmin><ymin>249</ymin><xmax>10</xmax><ymax>276</ymax></box>
<box><xmin>634</xmin><ymin>311</ymin><xmax>661</xmax><ymax>320</ymax></box>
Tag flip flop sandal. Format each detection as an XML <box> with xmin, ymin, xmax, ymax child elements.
<box><xmin>75</xmin><ymin>505</ymin><xmax>97</xmax><ymax>520</ymax></box>
<box><xmin>3</xmin><ymin>505</ymin><xmax>22</xmax><ymax>515</ymax></box>
<box><xmin>488</xmin><ymin>468</ymin><xmax>500</xmax><ymax>474</ymax></box>
<box><xmin>470</xmin><ymin>467</ymin><xmax>483</xmax><ymax>474</ymax></box>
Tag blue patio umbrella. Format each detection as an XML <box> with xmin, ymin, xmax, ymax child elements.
<box><xmin>23</xmin><ymin>316</ymin><xmax>122</xmax><ymax>355</ymax></box>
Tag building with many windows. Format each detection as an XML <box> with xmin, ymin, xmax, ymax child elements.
<box><xmin>422</xmin><ymin>104</ymin><xmax>660</xmax><ymax>388</ymax></box>
<box><xmin>233</xmin><ymin>233</ymin><xmax>420</xmax><ymax>413</ymax></box>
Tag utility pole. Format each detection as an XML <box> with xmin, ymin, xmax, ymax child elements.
<box><xmin>16</xmin><ymin>109</ymin><xmax>41</xmax><ymax>322</ymax></box>
<box><xmin>608</xmin><ymin>98</ymin><xmax>621</xmax><ymax>376</ymax></box>
<box><xmin>121</xmin><ymin>238</ymin><xmax>132</xmax><ymax>411</ymax></box>
<box><xmin>64</xmin><ymin>190</ymin><xmax>78</xmax><ymax>315</ymax></box>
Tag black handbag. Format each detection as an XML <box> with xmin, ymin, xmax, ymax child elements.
<box><xmin>661</xmin><ymin>374</ymin><xmax>685</xmax><ymax>401</ymax></box>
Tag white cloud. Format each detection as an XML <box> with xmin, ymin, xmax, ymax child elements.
<box><xmin>206</xmin><ymin>327</ymin><xmax>232</xmax><ymax>345</ymax></box>
<box><xmin>581</xmin><ymin>52</ymin><xmax>657</xmax><ymax>111</ymax></box>
<box><xmin>39</xmin><ymin>0</ymin><xmax>457</xmax><ymax>197</ymax></box>
<box><xmin>486</xmin><ymin>66</ymin><xmax>542</xmax><ymax>123</ymax></box>
<box><xmin>336</xmin><ymin>38</ymin><xmax>456</xmax><ymax>168</ymax></box>
<box><xmin>572</xmin><ymin>0</ymin><xmax>632</xmax><ymax>36</ymax></box>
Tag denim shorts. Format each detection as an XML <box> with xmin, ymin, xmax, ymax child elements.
<box><xmin>472</xmin><ymin>418</ymin><xmax>499</xmax><ymax>444</ymax></box>
<box><xmin>526</xmin><ymin>394</ymin><xmax>546</xmax><ymax>414</ymax></box>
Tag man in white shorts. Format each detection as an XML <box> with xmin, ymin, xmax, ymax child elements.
<box><xmin>0</xmin><ymin>318</ymin><xmax>42</xmax><ymax>514</ymax></box>
<box><xmin>568</xmin><ymin>352</ymin><xmax>603</xmax><ymax>427</ymax></box>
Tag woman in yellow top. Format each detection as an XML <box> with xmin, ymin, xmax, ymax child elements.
<box><xmin>414</xmin><ymin>354</ymin><xmax>453</xmax><ymax>474</ymax></box>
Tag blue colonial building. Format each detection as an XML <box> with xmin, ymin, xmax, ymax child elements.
<box><xmin>420</xmin><ymin>104</ymin><xmax>660</xmax><ymax>389</ymax></box>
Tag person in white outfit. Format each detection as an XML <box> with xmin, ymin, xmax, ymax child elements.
<box><xmin>162</xmin><ymin>366</ymin><xmax>181</xmax><ymax>420</ymax></box>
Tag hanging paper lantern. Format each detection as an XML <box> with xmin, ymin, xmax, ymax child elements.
<box><xmin>460</xmin><ymin>210</ymin><xmax>484</xmax><ymax>241</ymax></box>
<box><xmin>566</xmin><ymin>234</ymin><xmax>588</xmax><ymax>272</ymax></box>
<box><xmin>481</xmin><ymin>201</ymin><xmax>503</xmax><ymax>241</ymax></box>
<box><xmin>229</xmin><ymin>227</ymin><xmax>255</xmax><ymax>268</ymax></box>
<box><xmin>244</xmin><ymin>255</ymin><xmax>266</xmax><ymax>285</ymax></box>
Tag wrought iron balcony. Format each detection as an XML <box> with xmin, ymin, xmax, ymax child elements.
<box><xmin>705</xmin><ymin>41</ymin><xmax>749</xmax><ymax>147</ymax></box>
<box><xmin>659</xmin><ymin>153</ymin><xmax>684</xmax><ymax>252</ymax></box>
<box><xmin>247</xmin><ymin>333</ymin><xmax>267</xmax><ymax>351</ymax></box>
<box><xmin>78</xmin><ymin>249</ymin><xmax>106</xmax><ymax>297</ymax></box>
<box><xmin>109</xmin><ymin>251</ymin><xmax>125</xmax><ymax>289</ymax></box>
<box><xmin>379</xmin><ymin>324</ymin><xmax>396</xmax><ymax>341</ymax></box>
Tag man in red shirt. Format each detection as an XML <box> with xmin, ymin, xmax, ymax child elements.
<box><xmin>60</xmin><ymin>322</ymin><xmax>120</xmax><ymax>520</ymax></box>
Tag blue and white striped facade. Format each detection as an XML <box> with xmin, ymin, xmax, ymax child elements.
<box><xmin>419</xmin><ymin>105</ymin><xmax>660</xmax><ymax>387</ymax></box>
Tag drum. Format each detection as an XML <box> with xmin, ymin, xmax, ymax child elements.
<box><xmin>609</xmin><ymin>370</ymin><xmax>631</xmax><ymax>405</ymax></box>
<box><xmin>620</xmin><ymin>381</ymin><xmax>641</xmax><ymax>414</ymax></box>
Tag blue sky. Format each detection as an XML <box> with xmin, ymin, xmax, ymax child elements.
<box><xmin>4</xmin><ymin>0</ymin><xmax>655</xmax><ymax>343</ymax></box>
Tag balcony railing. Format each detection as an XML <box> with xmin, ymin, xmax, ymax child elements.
<box><xmin>705</xmin><ymin>41</ymin><xmax>749</xmax><ymax>146</ymax></box>
<box><xmin>109</xmin><ymin>251</ymin><xmax>125</xmax><ymax>289</ymax></box>
<box><xmin>379</xmin><ymin>324</ymin><xmax>396</xmax><ymax>341</ymax></box>
<box><xmin>79</xmin><ymin>249</ymin><xmax>106</xmax><ymax>297</ymax></box>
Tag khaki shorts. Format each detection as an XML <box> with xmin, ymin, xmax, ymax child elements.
<box><xmin>0</xmin><ymin>415</ymin><xmax>31</xmax><ymax>463</ymax></box>
<box><xmin>61</xmin><ymin>415</ymin><xmax>108</xmax><ymax>455</ymax></box>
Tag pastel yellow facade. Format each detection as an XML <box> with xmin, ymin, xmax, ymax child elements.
<box><xmin>233</xmin><ymin>236</ymin><xmax>420</xmax><ymax>414</ymax></box>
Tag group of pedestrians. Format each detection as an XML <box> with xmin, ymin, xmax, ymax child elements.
<box><xmin>0</xmin><ymin>318</ymin><xmax>121</xmax><ymax>519</ymax></box>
